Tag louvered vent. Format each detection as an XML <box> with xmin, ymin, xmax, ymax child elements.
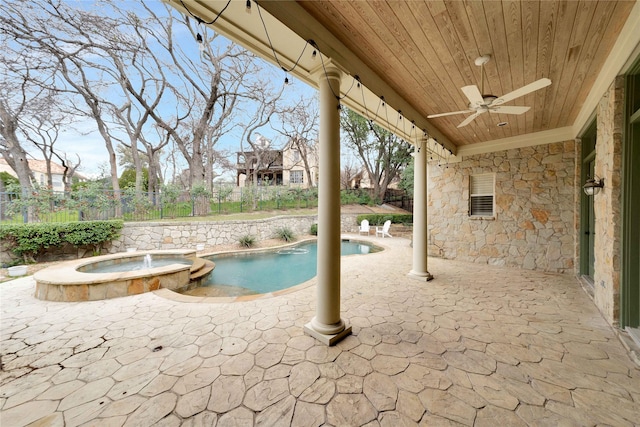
<box><xmin>470</xmin><ymin>174</ymin><xmax>494</xmax><ymax>216</ymax></box>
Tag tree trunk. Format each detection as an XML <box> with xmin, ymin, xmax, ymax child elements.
<box><xmin>0</xmin><ymin>103</ymin><xmax>34</xmax><ymax>191</ymax></box>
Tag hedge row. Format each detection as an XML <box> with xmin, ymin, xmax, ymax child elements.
<box><xmin>0</xmin><ymin>220</ymin><xmax>123</xmax><ymax>262</ymax></box>
<box><xmin>356</xmin><ymin>214</ymin><xmax>413</xmax><ymax>226</ymax></box>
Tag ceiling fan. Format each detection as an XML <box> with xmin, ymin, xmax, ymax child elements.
<box><xmin>427</xmin><ymin>55</ymin><xmax>552</xmax><ymax>128</ymax></box>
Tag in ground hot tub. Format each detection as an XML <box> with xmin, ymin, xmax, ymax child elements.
<box><xmin>33</xmin><ymin>250</ymin><xmax>204</xmax><ymax>302</ymax></box>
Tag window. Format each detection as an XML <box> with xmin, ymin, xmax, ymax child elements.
<box><xmin>290</xmin><ymin>170</ymin><xmax>304</xmax><ymax>184</ymax></box>
<box><xmin>470</xmin><ymin>174</ymin><xmax>494</xmax><ymax>216</ymax></box>
<box><xmin>292</xmin><ymin>150</ymin><xmax>300</xmax><ymax>162</ymax></box>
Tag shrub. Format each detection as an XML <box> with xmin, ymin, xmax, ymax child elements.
<box><xmin>0</xmin><ymin>220</ymin><xmax>123</xmax><ymax>263</ymax></box>
<box><xmin>356</xmin><ymin>214</ymin><xmax>413</xmax><ymax>226</ymax></box>
<box><xmin>238</xmin><ymin>234</ymin><xmax>256</xmax><ymax>248</ymax></box>
<box><xmin>310</xmin><ymin>223</ymin><xmax>318</xmax><ymax>236</ymax></box>
<box><xmin>275</xmin><ymin>226</ymin><xmax>295</xmax><ymax>242</ymax></box>
<box><xmin>340</xmin><ymin>189</ymin><xmax>380</xmax><ymax>206</ymax></box>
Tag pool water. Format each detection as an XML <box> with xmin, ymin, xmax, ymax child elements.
<box><xmin>201</xmin><ymin>240</ymin><xmax>379</xmax><ymax>295</ymax></box>
<box><xmin>79</xmin><ymin>256</ymin><xmax>192</xmax><ymax>273</ymax></box>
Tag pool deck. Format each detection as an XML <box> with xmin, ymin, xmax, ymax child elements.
<box><xmin>1</xmin><ymin>235</ymin><xmax>639</xmax><ymax>426</ymax></box>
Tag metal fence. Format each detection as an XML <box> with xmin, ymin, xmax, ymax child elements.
<box><xmin>383</xmin><ymin>189</ymin><xmax>414</xmax><ymax>212</ymax></box>
<box><xmin>0</xmin><ymin>186</ymin><xmax>320</xmax><ymax>224</ymax></box>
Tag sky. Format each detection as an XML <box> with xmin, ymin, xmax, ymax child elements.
<box><xmin>54</xmin><ymin>76</ymin><xmax>317</xmax><ymax>180</ymax></box>
<box><xmin>22</xmin><ymin>0</ymin><xmax>319</xmax><ymax>181</ymax></box>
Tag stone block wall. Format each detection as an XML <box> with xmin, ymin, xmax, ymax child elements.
<box><xmin>108</xmin><ymin>214</ymin><xmax>362</xmax><ymax>253</ymax></box>
<box><xmin>427</xmin><ymin>141</ymin><xmax>576</xmax><ymax>273</ymax></box>
<box><xmin>109</xmin><ymin>215</ymin><xmax>320</xmax><ymax>252</ymax></box>
<box><xmin>593</xmin><ymin>76</ymin><xmax>624</xmax><ymax>325</ymax></box>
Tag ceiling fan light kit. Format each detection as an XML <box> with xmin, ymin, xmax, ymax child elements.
<box><xmin>428</xmin><ymin>54</ymin><xmax>552</xmax><ymax>128</ymax></box>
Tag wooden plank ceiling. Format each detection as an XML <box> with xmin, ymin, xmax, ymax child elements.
<box><xmin>295</xmin><ymin>0</ymin><xmax>635</xmax><ymax>147</ymax></box>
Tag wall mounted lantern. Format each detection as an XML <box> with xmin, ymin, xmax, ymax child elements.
<box><xmin>583</xmin><ymin>177</ymin><xmax>604</xmax><ymax>196</ymax></box>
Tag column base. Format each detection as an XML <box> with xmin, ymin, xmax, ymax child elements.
<box><xmin>304</xmin><ymin>321</ymin><xmax>352</xmax><ymax>346</ymax></box>
<box><xmin>408</xmin><ymin>270</ymin><xmax>434</xmax><ymax>282</ymax></box>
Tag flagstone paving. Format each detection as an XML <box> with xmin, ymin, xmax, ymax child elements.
<box><xmin>1</xmin><ymin>236</ymin><xmax>639</xmax><ymax>426</ymax></box>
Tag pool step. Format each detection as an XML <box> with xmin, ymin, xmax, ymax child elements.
<box><xmin>190</xmin><ymin>258</ymin><xmax>215</xmax><ymax>282</ymax></box>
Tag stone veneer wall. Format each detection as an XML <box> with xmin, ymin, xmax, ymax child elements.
<box><xmin>593</xmin><ymin>76</ymin><xmax>624</xmax><ymax>325</ymax></box>
<box><xmin>427</xmin><ymin>141</ymin><xmax>576</xmax><ymax>273</ymax></box>
<box><xmin>109</xmin><ymin>214</ymin><xmax>361</xmax><ymax>253</ymax></box>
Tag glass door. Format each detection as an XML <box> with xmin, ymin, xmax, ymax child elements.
<box><xmin>621</xmin><ymin>57</ymin><xmax>640</xmax><ymax>330</ymax></box>
<box><xmin>580</xmin><ymin>122</ymin><xmax>597</xmax><ymax>282</ymax></box>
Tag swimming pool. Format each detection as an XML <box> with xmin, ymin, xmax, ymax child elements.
<box><xmin>190</xmin><ymin>240</ymin><xmax>380</xmax><ymax>297</ymax></box>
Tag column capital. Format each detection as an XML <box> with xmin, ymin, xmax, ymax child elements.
<box><xmin>311</xmin><ymin>58</ymin><xmax>345</xmax><ymax>84</ymax></box>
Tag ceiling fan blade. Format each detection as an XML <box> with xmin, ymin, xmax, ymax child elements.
<box><xmin>457</xmin><ymin>110</ymin><xmax>486</xmax><ymax>128</ymax></box>
<box><xmin>427</xmin><ymin>109</ymin><xmax>474</xmax><ymax>118</ymax></box>
<box><xmin>488</xmin><ymin>105</ymin><xmax>531</xmax><ymax>115</ymax></box>
<box><xmin>492</xmin><ymin>78</ymin><xmax>551</xmax><ymax>106</ymax></box>
<box><xmin>461</xmin><ymin>85</ymin><xmax>485</xmax><ymax>107</ymax></box>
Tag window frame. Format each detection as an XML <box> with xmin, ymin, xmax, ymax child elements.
<box><xmin>290</xmin><ymin>170</ymin><xmax>304</xmax><ymax>184</ymax></box>
<box><xmin>469</xmin><ymin>173</ymin><xmax>495</xmax><ymax>217</ymax></box>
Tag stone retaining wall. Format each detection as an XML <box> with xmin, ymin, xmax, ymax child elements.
<box><xmin>1</xmin><ymin>214</ymin><xmax>362</xmax><ymax>265</ymax></box>
<box><xmin>427</xmin><ymin>141</ymin><xmax>576</xmax><ymax>273</ymax></box>
<box><xmin>112</xmin><ymin>214</ymin><xmax>363</xmax><ymax>252</ymax></box>
<box><xmin>110</xmin><ymin>215</ymin><xmax>321</xmax><ymax>252</ymax></box>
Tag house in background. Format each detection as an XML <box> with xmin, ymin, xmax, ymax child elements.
<box><xmin>0</xmin><ymin>158</ymin><xmax>85</xmax><ymax>192</ymax></box>
<box><xmin>236</xmin><ymin>135</ymin><xmax>318</xmax><ymax>188</ymax></box>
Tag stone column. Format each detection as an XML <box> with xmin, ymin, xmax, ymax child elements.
<box><xmin>304</xmin><ymin>61</ymin><xmax>352</xmax><ymax>345</ymax></box>
<box><xmin>409</xmin><ymin>138</ymin><xmax>434</xmax><ymax>281</ymax></box>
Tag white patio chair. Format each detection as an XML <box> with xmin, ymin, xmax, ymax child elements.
<box><xmin>375</xmin><ymin>220</ymin><xmax>392</xmax><ymax>238</ymax></box>
<box><xmin>358</xmin><ymin>219</ymin><xmax>371</xmax><ymax>235</ymax></box>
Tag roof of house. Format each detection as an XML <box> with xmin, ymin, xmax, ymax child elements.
<box><xmin>0</xmin><ymin>158</ymin><xmax>86</xmax><ymax>179</ymax></box>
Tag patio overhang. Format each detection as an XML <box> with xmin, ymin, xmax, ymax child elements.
<box><xmin>164</xmin><ymin>0</ymin><xmax>454</xmax><ymax>157</ymax></box>
<box><xmin>164</xmin><ymin>0</ymin><xmax>640</xmax><ymax>157</ymax></box>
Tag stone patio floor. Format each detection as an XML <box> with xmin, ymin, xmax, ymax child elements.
<box><xmin>1</xmin><ymin>236</ymin><xmax>639</xmax><ymax>426</ymax></box>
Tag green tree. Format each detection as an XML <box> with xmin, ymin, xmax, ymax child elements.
<box><xmin>119</xmin><ymin>168</ymin><xmax>148</xmax><ymax>191</ymax></box>
<box><xmin>341</xmin><ymin>108</ymin><xmax>412</xmax><ymax>202</ymax></box>
<box><xmin>399</xmin><ymin>157</ymin><xmax>414</xmax><ymax>196</ymax></box>
<box><xmin>0</xmin><ymin>171</ymin><xmax>19</xmax><ymax>188</ymax></box>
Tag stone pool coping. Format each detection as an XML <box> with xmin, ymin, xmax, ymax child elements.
<box><xmin>33</xmin><ymin>249</ymin><xmax>196</xmax><ymax>302</ymax></box>
<box><xmin>155</xmin><ymin>235</ymin><xmax>387</xmax><ymax>303</ymax></box>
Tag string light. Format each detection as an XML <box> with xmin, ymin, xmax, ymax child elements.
<box><xmin>182</xmin><ymin>0</ymin><xmax>452</xmax><ymax>162</ymax></box>
<box><xmin>196</xmin><ymin>33</ymin><xmax>204</xmax><ymax>52</ymax></box>
<box><xmin>313</xmin><ymin>39</ymin><xmax>355</xmax><ymax>101</ymax></box>
<box><xmin>256</xmin><ymin>2</ymin><xmax>313</xmax><ymax>82</ymax></box>
<box><xmin>180</xmin><ymin>0</ymin><xmax>231</xmax><ymax>25</ymax></box>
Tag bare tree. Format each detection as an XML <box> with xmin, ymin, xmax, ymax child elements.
<box><xmin>0</xmin><ymin>58</ymin><xmax>40</xmax><ymax>191</ymax></box>
<box><xmin>56</xmin><ymin>153</ymin><xmax>82</xmax><ymax>192</ymax></box>
<box><xmin>19</xmin><ymin>91</ymin><xmax>75</xmax><ymax>190</ymax></box>
<box><xmin>274</xmin><ymin>96</ymin><xmax>319</xmax><ymax>187</ymax></box>
<box><xmin>1</xmin><ymin>0</ymin><xmax>289</xmax><ymax>199</ymax></box>
<box><xmin>238</xmin><ymin>76</ymin><xmax>286</xmax><ymax>188</ymax></box>
<box><xmin>112</xmin><ymin>3</ymin><xmax>252</xmax><ymax>191</ymax></box>
<box><xmin>0</xmin><ymin>0</ymin><xmax>125</xmax><ymax>207</ymax></box>
<box><xmin>340</xmin><ymin>157</ymin><xmax>360</xmax><ymax>190</ymax></box>
<box><xmin>109</xmin><ymin>101</ymin><xmax>155</xmax><ymax>195</ymax></box>
<box><xmin>0</xmin><ymin>101</ymin><xmax>34</xmax><ymax>192</ymax></box>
